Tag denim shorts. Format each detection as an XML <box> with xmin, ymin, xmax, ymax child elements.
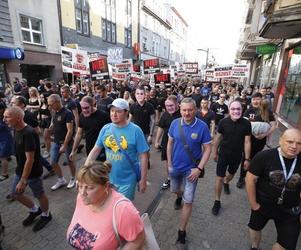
<box><xmin>50</xmin><ymin>142</ymin><xmax>72</xmax><ymax>165</ymax></box>
<box><xmin>114</xmin><ymin>182</ymin><xmax>137</xmax><ymax>201</ymax></box>
<box><xmin>169</xmin><ymin>168</ymin><xmax>198</xmax><ymax>204</ymax></box>
<box><xmin>12</xmin><ymin>174</ymin><xmax>44</xmax><ymax>198</ymax></box>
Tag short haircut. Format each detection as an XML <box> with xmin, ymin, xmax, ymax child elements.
<box><xmin>252</xmin><ymin>92</ymin><xmax>262</xmax><ymax>99</ymax></box>
<box><xmin>61</xmin><ymin>85</ymin><xmax>70</xmax><ymax>92</ymax></box>
<box><xmin>5</xmin><ymin>106</ymin><xmax>24</xmax><ymax>119</ymax></box>
<box><xmin>135</xmin><ymin>86</ymin><xmax>145</xmax><ymax>93</ymax></box>
<box><xmin>77</xmin><ymin>161</ymin><xmax>112</xmax><ymax>185</ymax></box>
<box><xmin>48</xmin><ymin>94</ymin><xmax>61</xmax><ymax>103</ymax></box>
<box><xmin>14</xmin><ymin>95</ymin><xmax>27</xmax><ymax>107</ymax></box>
<box><xmin>166</xmin><ymin>95</ymin><xmax>177</xmax><ymax>103</ymax></box>
<box><xmin>180</xmin><ymin>97</ymin><xmax>196</xmax><ymax>107</ymax></box>
<box><xmin>81</xmin><ymin>96</ymin><xmax>94</xmax><ymax>107</ymax></box>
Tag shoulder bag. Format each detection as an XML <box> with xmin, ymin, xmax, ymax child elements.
<box><xmin>113</xmin><ymin>199</ymin><xmax>160</xmax><ymax>250</ymax></box>
<box><xmin>178</xmin><ymin>119</ymin><xmax>205</xmax><ymax>178</ymax></box>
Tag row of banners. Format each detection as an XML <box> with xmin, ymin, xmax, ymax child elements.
<box><xmin>61</xmin><ymin>46</ymin><xmax>249</xmax><ymax>82</ymax></box>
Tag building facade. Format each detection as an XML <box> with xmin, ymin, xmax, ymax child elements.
<box><xmin>6</xmin><ymin>0</ymin><xmax>62</xmax><ymax>85</ymax></box>
<box><xmin>237</xmin><ymin>0</ymin><xmax>301</xmax><ymax>129</ymax></box>
<box><xmin>60</xmin><ymin>0</ymin><xmax>139</xmax><ymax>63</ymax></box>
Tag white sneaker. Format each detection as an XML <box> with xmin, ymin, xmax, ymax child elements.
<box><xmin>43</xmin><ymin>151</ymin><xmax>50</xmax><ymax>158</ymax></box>
<box><xmin>51</xmin><ymin>178</ymin><xmax>67</xmax><ymax>191</ymax></box>
<box><xmin>67</xmin><ymin>178</ymin><xmax>76</xmax><ymax>189</ymax></box>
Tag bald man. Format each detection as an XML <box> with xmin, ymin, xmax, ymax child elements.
<box><xmin>246</xmin><ymin>128</ymin><xmax>301</xmax><ymax>250</ymax></box>
<box><xmin>3</xmin><ymin>107</ymin><xmax>52</xmax><ymax>232</ymax></box>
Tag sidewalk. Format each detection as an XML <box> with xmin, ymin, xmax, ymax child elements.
<box><xmin>151</xmin><ymin>129</ymin><xmax>301</xmax><ymax>249</ymax></box>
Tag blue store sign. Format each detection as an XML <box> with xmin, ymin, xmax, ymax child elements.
<box><xmin>0</xmin><ymin>47</ymin><xmax>25</xmax><ymax>60</ymax></box>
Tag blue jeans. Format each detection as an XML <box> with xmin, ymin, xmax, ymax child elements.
<box><xmin>12</xmin><ymin>174</ymin><xmax>44</xmax><ymax>198</ymax></box>
<box><xmin>169</xmin><ymin>168</ymin><xmax>198</xmax><ymax>204</ymax></box>
<box><xmin>50</xmin><ymin>142</ymin><xmax>72</xmax><ymax>165</ymax></box>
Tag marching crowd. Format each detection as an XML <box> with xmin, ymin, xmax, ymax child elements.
<box><xmin>0</xmin><ymin>76</ymin><xmax>301</xmax><ymax>250</ymax></box>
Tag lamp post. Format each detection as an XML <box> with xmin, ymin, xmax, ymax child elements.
<box><xmin>197</xmin><ymin>48</ymin><xmax>209</xmax><ymax>69</ymax></box>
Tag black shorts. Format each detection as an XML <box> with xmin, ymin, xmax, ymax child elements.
<box><xmin>216</xmin><ymin>154</ymin><xmax>241</xmax><ymax>177</ymax></box>
<box><xmin>248</xmin><ymin>204</ymin><xmax>300</xmax><ymax>250</ymax></box>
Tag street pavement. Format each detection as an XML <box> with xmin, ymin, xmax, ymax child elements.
<box><xmin>1</xmin><ymin>128</ymin><xmax>301</xmax><ymax>249</ymax></box>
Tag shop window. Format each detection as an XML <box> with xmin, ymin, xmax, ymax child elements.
<box><xmin>20</xmin><ymin>15</ymin><xmax>43</xmax><ymax>45</ymax></box>
<box><xmin>280</xmin><ymin>45</ymin><xmax>301</xmax><ymax>124</ymax></box>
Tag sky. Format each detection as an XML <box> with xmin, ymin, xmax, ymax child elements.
<box><xmin>172</xmin><ymin>0</ymin><xmax>248</xmax><ymax>66</ymax></box>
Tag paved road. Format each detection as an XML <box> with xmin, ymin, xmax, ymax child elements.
<box><xmin>1</xmin><ymin>128</ymin><xmax>301</xmax><ymax>249</ymax></box>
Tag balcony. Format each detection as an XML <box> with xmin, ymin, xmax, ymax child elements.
<box><xmin>259</xmin><ymin>0</ymin><xmax>301</xmax><ymax>39</ymax></box>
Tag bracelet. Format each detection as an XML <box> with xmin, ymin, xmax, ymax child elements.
<box><xmin>245</xmin><ymin>159</ymin><xmax>251</xmax><ymax>162</ymax></box>
<box><xmin>20</xmin><ymin>179</ymin><xmax>27</xmax><ymax>185</ymax></box>
<box><xmin>197</xmin><ymin>167</ymin><xmax>203</xmax><ymax>172</ymax></box>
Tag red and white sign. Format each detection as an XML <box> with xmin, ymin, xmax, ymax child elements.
<box><xmin>61</xmin><ymin>46</ymin><xmax>90</xmax><ymax>76</ymax></box>
<box><xmin>232</xmin><ymin>64</ymin><xmax>249</xmax><ymax>78</ymax></box>
<box><xmin>89</xmin><ymin>58</ymin><xmax>109</xmax><ymax>80</ymax></box>
<box><xmin>114</xmin><ymin>59</ymin><xmax>133</xmax><ymax>73</ymax></box>
<box><xmin>213</xmin><ymin>65</ymin><xmax>233</xmax><ymax>78</ymax></box>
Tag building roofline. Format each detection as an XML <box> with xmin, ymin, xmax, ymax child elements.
<box><xmin>171</xmin><ymin>6</ymin><xmax>188</xmax><ymax>27</ymax></box>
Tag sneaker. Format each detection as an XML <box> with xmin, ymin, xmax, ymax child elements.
<box><xmin>6</xmin><ymin>193</ymin><xmax>14</xmax><ymax>201</ymax></box>
<box><xmin>174</xmin><ymin>197</ymin><xmax>183</xmax><ymax>210</ymax></box>
<box><xmin>236</xmin><ymin>178</ymin><xmax>245</xmax><ymax>189</ymax></box>
<box><xmin>22</xmin><ymin>208</ymin><xmax>42</xmax><ymax>226</ymax></box>
<box><xmin>51</xmin><ymin>178</ymin><xmax>67</xmax><ymax>191</ymax></box>
<box><xmin>42</xmin><ymin>151</ymin><xmax>50</xmax><ymax>158</ymax></box>
<box><xmin>161</xmin><ymin>179</ymin><xmax>170</xmax><ymax>190</ymax></box>
<box><xmin>32</xmin><ymin>213</ymin><xmax>52</xmax><ymax>232</ymax></box>
<box><xmin>224</xmin><ymin>183</ymin><xmax>230</xmax><ymax>194</ymax></box>
<box><xmin>67</xmin><ymin>178</ymin><xmax>76</xmax><ymax>189</ymax></box>
<box><xmin>43</xmin><ymin>169</ymin><xmax>55</xmax><ymax>180</ymax></box>
<box><xmin>211</xmin><ymin>200</ymin><xmax>221</xmax><ymax>216</ymax></box>
<box><xmin>177</xmin><ymin>230</ymin><xmax>186</xmax><ymax>244</ymax></box>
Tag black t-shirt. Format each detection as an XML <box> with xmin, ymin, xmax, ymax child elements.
<box><xmin>96</xmin><ymin>96</ymin><xmax>114</xmax><ymax>114</ymax></box>
<box><xmin>211</xmin><ymin>102</ymin><xmax>229</xmax><ymax>125</ymax></box>
<box><xmin>130</xmin><ymin>102</ymin><xmax>155</xmax><ymax>135</ymax></box>
<box><xmin>209</xmin><ymin>93</ymin><xmax>219</xmax><ymax>103</ymax></box>
<box><xmin>53</xmin><ymin>107</ymin><xmax>74</xmax><ymax>144</ymax></box>
<box><xmin>24</xmin><ymin>110</ymin><xmax>38</xmax><ymax>128</ymax></box>
<box><xmin>218</xmin><ymin>117</ymin><xmax>251</xmax><ymax>157</ymax></box>
<box><xmin>158</xmin><ymin>109</ymin><xmax>181</xmax><ymax>148</ymax></box>
<box><xmin>62</xmin><ymin>97</ymin><xmax>77</xmax><ymax>113</ymax></box>
<box><xmin>249</xmin><ymin>149</ymin><xmax>301</xmax><ymax>208</ymax></box>
<box><xmin>15</xmin><ymin>125</ymin><xmax>42</xmax><ymax>178</ymax></box>
<box><xmin>191</xmin><ymin>93</ymin><xmax>202</xmax><ymax>108</ymax></box>
<box><xmin>196</xmin><ymin>110</ymin><xmax>215</xmax><ymax>128</ymax></box>
<box><xmin>79</xmin><ymin>110</ymin><xmax>111</xmax><ymax>153</ymax></box>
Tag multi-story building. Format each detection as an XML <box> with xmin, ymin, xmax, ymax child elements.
<box><xmin>59</xmin><ymin>0</ymin><xmax>139</xmax><ymax>63</ymax></box>
<box><xmin>165</xmin><ymin>5</ymin><xmax>188</xmax><ymax>65</ymax></box>
<box><xmin>237</xmin><ymin>0</ymin><xmax>301</xmax><ymax>128</ymax></box>
<box><xmin>0</xmin><ymin>0</ymin><xmax>25</xmax><ymax>89</ymax></box>
<box><xmin>6</xmin><ymin>0</ymin><xmax>62</xmax><ymax>85</ymax></box>
<box><xmin>139</xmin><ymin>0</ymin><xmax>171</xmax><ymax>66</ymax></box>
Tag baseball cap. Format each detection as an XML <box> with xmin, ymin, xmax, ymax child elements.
<box><xmin>108</xmin><ymin>98</ymin><xmax>129</xmax><ymax>111</ymax></box>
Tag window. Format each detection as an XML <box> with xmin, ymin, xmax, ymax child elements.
<box><xmin>124</xmin><ymin>26</ymin><xmax>131</xmax><ymax>48</ymax></box>
<box><xmin>75</xmin><ymin>0</ymin><xmax>90</xmax><ymax>35</ymax></box>
<box><xmin>102</xmin><ymin>0</ymin><xmax>116</xmax><ymax>43</ymax></box>
<box><xmin>142</xmin><ymin>37</ymin><xmax>147</xmax><ymax>51</ymax></box>
<box><xmin>20</xmin><ymin>15</ymin><xmax>43</xmax><ymax>45</ymax></box>
<box><xmin>124</xmin><ymin>0</ymin><xmax>132</xmax><ymax>47</ymax></box>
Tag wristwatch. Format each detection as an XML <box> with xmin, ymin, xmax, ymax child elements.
<box><xmin>20</xmin><ymin>179</ymin><xmax>27</xmax><ymax>185</ymax></box>
<box><xmin>245</xmin><ymin>158</ymin><xmax>251</xmax><ymax>162</ymax></box>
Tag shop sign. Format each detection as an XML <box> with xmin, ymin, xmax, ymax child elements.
<box><xmin>256</xmin><ymin>44</ymin><xmax>277</xmax><ymax>55</ymax></box>
<box><xmin>0</xmin><ymin>47</ymin><xmax>24</xmax><ymax>60</ymax></box>
<box><xmin>61</xmin><ymin>46</ymin><xmax>89</xmax><ymax>75</ymax></box>
<box><xmin>107</xmin><ymin>47</ymin><xmax>123</xmax><ymax>64</ymax></box>
<box><xmin>89</xmin><ymin>58</ymin><xmax>109</xmax><ymax>80</ymax></box>
<box><xmin>232</xmin><ymin>64</ymin><xmax>249</xmax><ymax>78</ymax></box>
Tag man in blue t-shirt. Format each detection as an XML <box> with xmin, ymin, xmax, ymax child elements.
<box><xmin>85</xmin><ymin>98</ymin><xmax>149</xmax><ymax>200</ymax></box>
<box><xmin>167</xmin><ymin>97</ymin><xmax>211</xmax><ymax>247</ymax></box>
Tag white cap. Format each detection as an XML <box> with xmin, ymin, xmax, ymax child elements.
<box><xmin>108</xmin><ymin>98</ymin><xmax>130</xmax><ymax>111</ymax></box>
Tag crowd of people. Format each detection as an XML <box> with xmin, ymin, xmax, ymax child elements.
<box><xmin>0</xmin><ymin>76</ymin><xmax>300</xmax><ymax>250</ymax></box>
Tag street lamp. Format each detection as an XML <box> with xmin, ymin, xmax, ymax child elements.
<box><xmin>197</xmin><ymin>48</ymin><xmax>209</xmax><ymax>69</ymax></box>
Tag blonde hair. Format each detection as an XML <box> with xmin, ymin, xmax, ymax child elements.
<box><xmin>259</xmin><ymin>99</ymin><xmax>270</xmax><ymax>122</ymax></box>
<box><xmin>77</xmin><ymin>161</ymin><xmax>112</xmax><ymax>185</ymax></box>
<box><xmin>29</xmin><ymin>87</ymin><xmax>40</xmax><ymax>98</ymax></box>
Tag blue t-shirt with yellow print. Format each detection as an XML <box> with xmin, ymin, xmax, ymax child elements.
<box><xmin>96</xmin><ymin>122</ymin><xmax>149</xmax><ymax>185</ymax></box>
